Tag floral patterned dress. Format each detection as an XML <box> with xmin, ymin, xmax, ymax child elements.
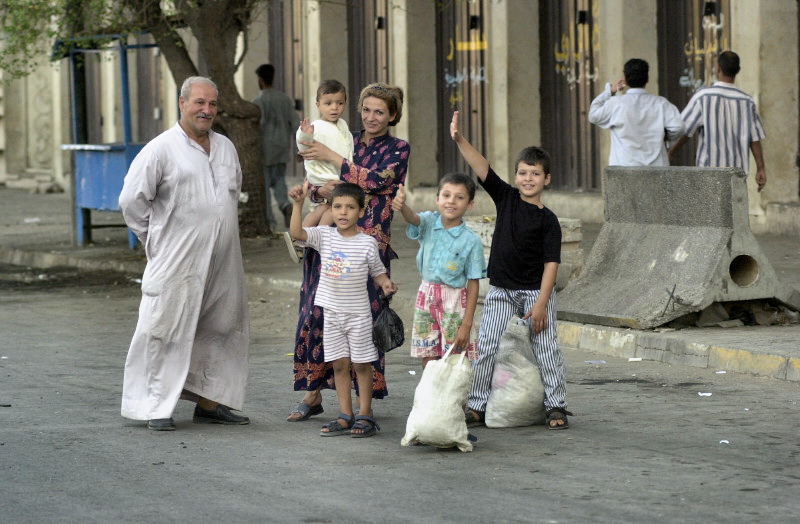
<box><xmin>292</xmin><ymin>131</ymin><xmax>411</xmax><ymax>398</ymax></box>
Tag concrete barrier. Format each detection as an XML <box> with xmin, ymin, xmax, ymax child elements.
<box><xmin>464</xmin><ymin>216</ymin><xmax>584</xmax><ymax>298</ymax></box>
<box><xmin>557</xmin><ymin>167</ymin><xmax>800</xmax><ymax>329</ymax></box>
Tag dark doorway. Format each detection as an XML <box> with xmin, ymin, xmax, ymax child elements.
<box><xmin>658</xmin><ymin>0</ymin><xmax>731</xmax><ymax>166</ymax></box>
<box><xmin>539</xmin><ymin>0</ymin><xmax>600</xmax><ymax>191</ymax></box>
<box><xmin>436</xmin><ymin>0</ymin><xmax>488</xmax><ymax>180</ymax></box>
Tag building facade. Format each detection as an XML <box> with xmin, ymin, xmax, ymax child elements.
<box><xmin>1</xmin><ymin>0</ymin><xmax>798</xmax><ymax>233</ymax></box>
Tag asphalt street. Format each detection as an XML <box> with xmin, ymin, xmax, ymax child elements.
<box><xmin>2</xmin><ymin>264</ymin><xmax>799</xmax><ymax>523</ymax></box>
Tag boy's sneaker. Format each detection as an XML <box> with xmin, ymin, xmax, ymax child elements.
<box><xmin>283</xmin><ymin>232</ymin><xmax>304</xmax><ymax>263</ymax></box>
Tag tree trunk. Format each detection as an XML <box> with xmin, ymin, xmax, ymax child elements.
<box><xmin>124</xmin><ymin>0</ymin><xmax>270</xmax><ymax>237</ymax></box>
<box><xmin>187</xmin><ymin>0</ymin><xmax>269</xmax><ymax>237</ymax></box>
<box><xmin>217</xmin><ymin>113</ymin><xmax>268</xmax><ymax>237</ymax></box>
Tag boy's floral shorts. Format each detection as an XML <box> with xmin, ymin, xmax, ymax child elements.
<box><xmin>410</xmin><ymin>281</ymin><xmax>477</xmax><ymax>360</ymax></box>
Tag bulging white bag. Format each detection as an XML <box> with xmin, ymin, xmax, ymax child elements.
<box><xmin>401</xmin><ymin>348</ymin><xmax>474</xmax><ymax>452</ymax></box>
<box><xmin>485</xmin><ymin>317</ymin><xmax>546</xmax><ymax>428</ymax></box>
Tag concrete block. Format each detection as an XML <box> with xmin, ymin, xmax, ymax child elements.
<box><xmin>464</xmin><ymin>215</ymin><xmax>584</xmax><ymax>292</ymax></box>
<box><xmin>662</xmin><ymin>350</ymin><xmax>710</xmax><ymax>369</ymax></box>
<box><xmin>574</xmin><ymin>324</ymin><xmax>636</xmax><ymax>358</ymax></box>
<box><xmin>558</xmin><ymin>167</ymin><xmax>800</xmax><ymax>329</ymax></box>
<box><xmin>707</xmin><ymin>345</ymin><xmax>788</xmax><ymax>380</ymax></box>
<box><xmin>636</xmin><ymin>346</ymin><xmax>666</xmax><ymax>363</ymax></box>
<box><xmin>557</xmin><ymin>322</ymin><xmax>582</xmax><ymax>349</ymax></box>
<box><xmin>786</xmin><ymin>358</ymin><xmax>800</xmax><ymax>383</ymax></box>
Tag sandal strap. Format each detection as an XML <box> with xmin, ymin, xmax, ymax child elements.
<box><xmin>322</xmin><ymin>413</ymin><xmax>354</xmax><ymax>431</ymax></box>
<box><xmin>546</xmin><ymin>407</ymin><xmax>573</xmax><ymax>417</ymax></box>
<box><xmin>291</xmin><ymin>402</ymin><xmax>312</xmax><ymax>416</ymax></box>
<box><xmin>354</xmin><ymin>415</ymin><xmax>380</xmax><ymax>431</ymax></box>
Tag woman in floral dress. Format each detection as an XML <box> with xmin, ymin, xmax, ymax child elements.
<box><xmin>287</xmin><ymin>83</ymin><xmax>411</xmax><ymax>422</ymax></box>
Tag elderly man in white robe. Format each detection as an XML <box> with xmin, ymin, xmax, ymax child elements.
<box><xmin>119</xmin><ymin>76</ymin><xmax>250</xmax><ymax>431</ymax></box>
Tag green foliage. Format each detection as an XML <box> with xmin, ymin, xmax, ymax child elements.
<box><xmin>1</xmin><ymin>0</ymin><xmax>133</xmax><ymax>80</ymax></box>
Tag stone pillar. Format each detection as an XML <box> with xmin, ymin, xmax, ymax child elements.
<box><xmin>390</xmin><ymin>0</ymin><xmax>437</xmax><ymax>188</ymax></box>
<box><xmin>487</xmin><ymin>1</ymin><xmax>540</xmax><ymax>178</ymax></box>
<box><xmin>0</xmin><ymin>72</ymin><xmax>6</xmax><ymax>183</ymax></box>
<box><xmin>594</xmin><ymin>0</ymin><xmax>659</xmax><ymax>173</ymax></box>
<box><xmin>301</xmin><ymin>1</ymin><xmax>348</xmax><ymax>119</ymax></box>
<box><xmin>732</xmin><ymin>0</ymin><xmax>800</xmax><ymax>219</ymax></box>
<box><xmin>238</xmin><ymin>8</ymin><xmax>269</xmax><ymax>103</ymax></box>
<box><xmin>52</xmin><ymin>61</ymin><xmax>71</xmax><ymax>189</ymax></box>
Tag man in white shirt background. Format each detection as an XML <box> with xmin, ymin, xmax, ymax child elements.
<box><xmin>588</xmin><ymin>58</ymin><xmax>684</xmax><ymax>167</ymax></box>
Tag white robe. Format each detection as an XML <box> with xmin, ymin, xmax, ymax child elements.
<box><xmin>119</xmin><ymin>123</ymin><xmax>249</xmax><ymax>420</ymax></box>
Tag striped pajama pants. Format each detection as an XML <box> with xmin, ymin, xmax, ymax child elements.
<box><xmin>467</xmin><ymin>286</ymin><xmax>567</xmax><ymax>412</ymax></box>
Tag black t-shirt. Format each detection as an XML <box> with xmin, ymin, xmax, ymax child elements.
<box><xmin>479</xmin><ymin>168</ymin><xmax>561</xmax><ymax>290</ymax></box>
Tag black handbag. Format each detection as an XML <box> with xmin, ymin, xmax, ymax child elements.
<box><xmin>372</xmin><ymin>295</ymin><xmax>405</xmax><ymax>352</ymax></box>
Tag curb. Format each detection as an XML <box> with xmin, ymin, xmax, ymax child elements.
<box><xmin>558</xmin><ymin>321</ymin><xmax>800</xmax><ymax>383</ymax></box>
<box><xmin>0</xmin><ymin>247</ymin><xmax>145</xmax><ymax>275</ymax></box>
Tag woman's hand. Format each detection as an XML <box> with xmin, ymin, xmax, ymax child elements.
<box><xmin>315</xmin><ymin>179</ymin><xmax>341</xmax><ymax>201</ymax></box>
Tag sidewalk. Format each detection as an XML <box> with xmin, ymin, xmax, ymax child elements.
<box><xmin>2</xmin><ymin>185</ymin><xmax>799</xmax><ymax>382</ymax></box>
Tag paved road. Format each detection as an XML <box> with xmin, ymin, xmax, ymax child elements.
<box><xmin>2</xmin><ymin>265</ymin><xmax>799</xmax><ymax>523</ymax></box>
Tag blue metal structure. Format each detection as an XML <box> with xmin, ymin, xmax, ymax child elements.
<box><xmin>61</xmin><ymin>37</ymin><xmax>157</xmax><ymax>249</ymax></box>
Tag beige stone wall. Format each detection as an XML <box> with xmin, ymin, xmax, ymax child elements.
<box><xmin>393</xmin><ymin>0</ymin><xmax>437</xmax><ymax>188</ymax></box>
<box><xmin>488</xmin><ymin>1</ymin><xmax>540</xmax><ymax>179</ymax></box>
<box><xmin>2</xmin><ymin>0</ymin><xmax>798</xmax><ymax>234</ymax></box>
<box><xmin>731</xmin><ymin>0</ymin><xmax>799</xmax><ymax>232</ymax></box>
<box><xmin>301</xmin><ymin>0</ymin><xmax>349</xmax><ymax>122</ymax></box>
<box><xmin>3</xmin><ymin>57</ymin><xmax>70</xmax><ymax>191</ymax></box>
<box><xmin>0</xmin><ymin>73</ymin><xmax>6</xmax><ymax>183</ymax></box>
<box><xmin>594</xmin><ymin>0</ymin><xmax>660</xmax><ymax>180</ymax></box>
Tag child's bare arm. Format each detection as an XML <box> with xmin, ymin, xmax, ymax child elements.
<box><xmin>288</xmin><ymin>182</ymin><xmax>309</xmax><ymax>242</ymax></box>
<box><xmin>374</xmin><ymin>273</ymin><xmax>397</xmax><ymax>296</ymax></box>
<box><xmin>453</xmin><ymin>278</ymin><xmax>479</xmax><ymax>351</ymax></box>
<box><xmin>391</xmin><ymin>184</ymin><xmax>420</xmax><ymax>226</ymax></box>
<box><xmin>450</xmin><ymin>111</ymin><xmax>489</xmax><ymax>181</ymax></box>
<box><xmin>522</xmin><ymin>262</ymin><xmax>559</xmax><ymax>334</ymax></box>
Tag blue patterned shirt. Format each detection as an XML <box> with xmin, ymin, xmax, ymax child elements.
<box><xmin>406</xmin><ymin>211</ymin><xmax>486</xmax><ymax>289</ymax></box>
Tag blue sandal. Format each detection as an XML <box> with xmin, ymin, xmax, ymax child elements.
<box><xmin>320</xmin><ymin>413</ymin><xmax>354</xmax><ymax>437</ymax></box>
<box><xmin>287</xmin><ymin>402</ymin><xmax>324</xmax><ymax>422</ymax></box>
<box><xmin>351</xmin><ymin>415</ymin><xmax>380</xmax><ymax>438</ymax></box>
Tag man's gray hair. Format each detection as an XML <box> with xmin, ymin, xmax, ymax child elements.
<box><xmin>180</xmin><ymin>76</ymin><xmax>219</xmax><ymax>99</ymax></box>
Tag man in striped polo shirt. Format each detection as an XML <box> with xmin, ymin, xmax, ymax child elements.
<box><xmin>670</xmin><ymin>51</ymin><xmax>767</xmax><ymax>191</ymax></box>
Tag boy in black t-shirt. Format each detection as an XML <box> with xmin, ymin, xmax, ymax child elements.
<box><xmin>450</xmin><ymin>111</ymin><xmax>571</xmax><ymax>430</ymax></box>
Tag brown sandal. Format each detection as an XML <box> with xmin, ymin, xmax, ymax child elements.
<box><xmin>464</xmin><ymin>409</ymin><xmax>485</xmax><ymax>428</ymax></box>
<box><xmin>546</xmin><ymin>408</ymin><xmax>573</xmax><ymax>430</ymax></box>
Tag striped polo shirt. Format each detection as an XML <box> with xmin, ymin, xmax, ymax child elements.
<box><xmin>304</xmin><ymin>226</ymin><xmax>386</xmax><ymax>316</ymax></box>
<box><xmin>681</xmin><ymin>81</ymin><xmax>766</xmax><ymax>171</ymax></box>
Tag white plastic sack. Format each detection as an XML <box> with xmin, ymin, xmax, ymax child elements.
<box><xmin>401</xmin><ymin>348</ymin><xmax>474</xmax><ymax>452</ymax></box>
<box><xmin>485</xmin><ymin>317</ymin><xmax>546</xmax><ymax>428</ymax></box>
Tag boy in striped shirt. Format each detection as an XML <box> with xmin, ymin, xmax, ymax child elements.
<box><xmin>288</xmin><ymin>182</ymin><xmax>396</xmax><ymax>438</ymax></box>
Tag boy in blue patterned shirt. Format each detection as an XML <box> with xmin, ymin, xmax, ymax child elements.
<box><xmin>392</xmin><ymin>173</ymin><xmax>486</xmax><ymax>368</ymax></box>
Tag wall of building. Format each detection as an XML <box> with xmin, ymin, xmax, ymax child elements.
<box><xmin>1</xmin><ymin>0</ymin><xmax>798</xmax><ymax>233</ymax></box>
<box><xmin>734</xmin><ymin>0</ymin><xmax>800</xmax><ymax>233</ymax></box>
